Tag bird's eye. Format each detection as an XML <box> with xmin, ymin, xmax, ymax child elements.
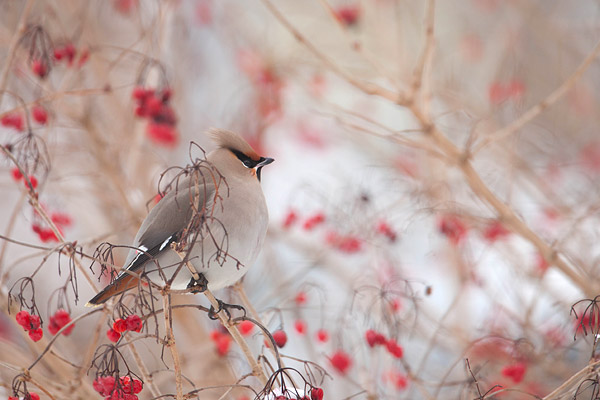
<box><xmin>230</xmin><ymin>149</ymin><xmax>258</xmax><ymax>169</ymax></box>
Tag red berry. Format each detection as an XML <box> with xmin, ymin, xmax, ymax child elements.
<box><xmin>53</xmin><ymin>47</ymin><xmax>64</xmax><ymax>60</ymax></box>
<box><xmin>29</xmin><ymin>314</ymin><xmax>41</xmax><ymax>330</ymax></box>
<box><xmin>32</xmin><ymin>106</ymin><xmax>48</xmax><ymax>124</ymax></box>
<box><xmin>391</xmin><ymin>371</ymin><xmax>409</xmax><ymax>390</ymax></box>
<box><xmin>11</xmin><ymin>167</ymin><xmax>23</xmax><ymax>181</ymax></box>
<box><xmin>125</xmin><ymin>314</ymin><xmax>143</xmax><ymax>332</ymax></box>
<box><xmin>316</xmin><ymin>329</ymin><xmax>329</xmax><ymax>343</ymax></box>
<box><xmin>32</xmin><ymin>59</ymin><xmax>48</xmax><ymax>78</ymax></box>
<box><xmin>63</xmin><ymin>43</ymin><xmax>76</xmax><ymax>64</ymax></box>
<box><xmin>294</xmin><ymin>319</ymin><xmax>306</xmax><ymax>335</ymax></box>
<box><xmin>483</xmin><ymin>221</ymin><xmax>510</xmax><ymax>242</ymax></box>
<box><xmin>215</xmin><ymin>334</ymin><xmax>231</xmax><ymax>355</ymax></box>
<box><xmin>335</xmin><ymin>5</ymin><xmax>361</xmax><ymax>26</ymax></box>
<box><xmin>28</xmin><ymin>328</ymin><xmax>43</xmax><ymax>342</ymax></box>
<box><xmin>1</xmin><ymin>113</ymin><xmax>24</xmax><ymax>131</ymax></box>
<box><xmin>29</xmin><ymin>392</ymin><xmax>40</xmax><ymax>400</ymax></box>
<box><xmin>272</xmin><ymin>330</ymin><xmax>287</xmax><ymax>348</ymax></box>
<box><xmin>113</xmin><ymin>318</ymin><xmax>127</xmax><ymax>333</ymax></box>
<box><xmin>161</xmin><ymin>88</ymin><xmax>172</xmax><ymax>102</ymax></box>
<box><xmin>310</xmin><ymin>387</ymin><xmax>324</xmax><ymax>400</ymax></box>
<box><xmin>9</xmin><ymin>397</ymin><xmax>19</xmax><ymax>400</ymax></box>
<box><xmin>507</xmin><ymin>79</ymin><xmax>526</xmax><ymax>99</ymax></box>
<box><xmin>26</xmin><ymin>175</ymin><xmax>38</xmax><ymax>189</ymax></box>
<box><xmin>145</xmin><ymin>95</ymin><xmax>163</xmax><ymax>117</ymax></box>
<box><xmin>501</xmin><ymin>362</ymin><xmax>527</xmax><ymax>384</ymax></box>
<box><xmin>238</xmin><ymin>320</ymin><xmax>254</xmax><ymax>336</ymax></box>
<box><xmin>376</xmin><ymin>220</ymin><xmax>397</xmax><ymax>242</ymax></box>
<box><xmin>107</xmin><ymin>328</ymin><xmax>121</xmax><ymax>342</ymax></box>
<box><xmin>294</xmin><ymin>291</ymin><xmax>307</xmax><ymax>305</ymax></box>
<box><xmin>329</xmin><ymin>350</ymin><xmax>352</xmax><ymax>374</ymax></box>
<box><xmin>385</xmin><ymin>340</ymin><xmax>403</xmax><ymax>358</ymax></box>
<box><xmin>210</xmin><ymin>329</ymin><xmax>222</xmax><ymax>342</ymax></box>
<box><xmin>121</xmin><ymin>376</ymin><xmax>142</xmax><ymax>394</ymax></box>
<box><xmin>489</xmin><ymin>81</ymin><xmax>508</xmax><ymax>104</ymax></box>
<box><xmin>38</xmin><ymin>228</ymin><xmax>59</xmax><ymax>243</ymax></box>
<box><xmin>132</xmin><ymin>379</ymin><xmax>143</xmax><ymax>394</ymax></box>
<box><xmin>283</xmin><ymin>209</ymin><xmax>298</xmax><ymax>229</ymax></box>
<box><xmin>132</xmin><ymin>86</ymin><xmax>149</xmax><ymax>100</ymax></box>
<box><xmin>49</xmin><ymin>309</ymin><xmax>74</xmax><ymax>336</ymax></box>
<box><xmin>16</xmin><ymin>310</ymin><xmax>31</xmax><ymax>328</ymax></box>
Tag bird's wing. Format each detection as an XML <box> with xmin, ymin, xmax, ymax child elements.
<box><xmin>87</xmin><ymin>173</ymin><xmax>217</xmax><ymax>305</ymax></box>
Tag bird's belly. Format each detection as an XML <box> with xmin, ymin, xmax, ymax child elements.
<box><xmin>146</xmin><ymin>194</ymin><xmax>267</xmax><ymax>292</ymax></box>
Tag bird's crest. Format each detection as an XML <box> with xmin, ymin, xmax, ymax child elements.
<box><xmin>207</xmin><ymin>128</ymin><xmax>259</xmax><ymax>160</ymax></box>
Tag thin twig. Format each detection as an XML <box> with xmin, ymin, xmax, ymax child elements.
<box><xmin>0</xmin><ymin>0</ymin><xmax>34</xmax><ymax>106</ymax></box>
<box><xmin>473</xmin><ymin>38</ymin><xmax>600</xmax><ymax>154</ymax></box>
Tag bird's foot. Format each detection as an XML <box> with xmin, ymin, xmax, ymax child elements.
<box><xmin>187</xmin><ymin>273</ymin><xmax>208</xmax><ymax>293</ymax></box>
<box><xmin>208</xmin><ymin>300</ymin><xmax>247</xmax><ymax>321</ymax></box>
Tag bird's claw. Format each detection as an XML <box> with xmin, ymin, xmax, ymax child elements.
<box><xmin>208</xmin><ymin>300</ymin><xmax>247</xmax><ymax>321</ymax></box>
<box><xmin>187</xmin><ymin>273</ymin><xmax>208</xmax><ymax>293</ymax></box>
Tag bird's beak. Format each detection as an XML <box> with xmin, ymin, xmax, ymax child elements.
<box><xmin>257</xmin><ymin>157</ymin><xmax>274</xmax><ymax>167</ymax></box>
<box><xmin>256</xmin><ymin>157</ymin><xmax>274</xmax><ymax>182</ymax></box>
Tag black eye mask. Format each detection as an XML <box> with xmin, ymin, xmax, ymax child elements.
<box><xmin>230</xmin><ymin>149</ymin><xmax>274</xmax><ymax>181</ymax></box>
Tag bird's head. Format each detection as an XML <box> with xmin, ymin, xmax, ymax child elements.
<box><xmin>207</xmin><ymin>128</ymin><xmax>274</xmax><ymax>182</ymax></box>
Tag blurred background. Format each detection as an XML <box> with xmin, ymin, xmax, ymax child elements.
<box><xmin>1</xmin><ymin>0</ymin><xmax>600</xmax><ymax>399</ymax></box>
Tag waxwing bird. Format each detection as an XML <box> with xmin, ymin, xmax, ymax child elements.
<box><xmin>86</xmin><ymin>129</ymin><xmax>273</xmax><ymax>306</ymax></box>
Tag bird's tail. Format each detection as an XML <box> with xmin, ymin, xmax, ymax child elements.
<box><xmin>85</xmin><ymin>274</ymin><xmax>138</xmax><ymax>307</ymax></box>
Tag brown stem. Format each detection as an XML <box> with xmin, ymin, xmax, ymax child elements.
<box><xmin>204</xmin><ymin>289</ymin><xmax>268</xmax><ymax>385</ymax></box>
<box><xmin>163</xmin><ymin>291</ymin><xmax>184</xmax><ymax>400</ymax></box>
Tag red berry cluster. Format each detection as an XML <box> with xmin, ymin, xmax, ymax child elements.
<box><xmin>10</xmin><ymin>168</ymin><xmax>38</xmax><ymax>191</ymax></box>
<box><xmin>488</xmin><ymin>79</ymin><xmax>526</xmax><ymax>105</ymax></box>
<box><xmin>365</xmin><ymin>329</ymin><xmax>403</xmax><ymax>358</ymax></box>
<box><xmin>375</xmin><ymin>220</ymin><xmax>397</xmax><ymax>242</ymax></box>
<box><xmin>48</xmin><ymin>309</ymin><xmax>74</xmax><ymax>336</ymax></box>
<box><xmin>15</xmin><ymin>310</ymin><xmax>43</xmax><ymax>342</ymax></box>
<box><xmin>210</xmin><ymin>329</ymin><xmax>232</xmax><ymax>355</ymax></box>
<box><xmin>1</xmin><ymin>112</ymin><xmax>24</xmax><ymax>131</ymax></box>
<box><xmin>325</xmin><ymin>231</ymin><xmax>362</xmax><ymax>253</ymax></box>
<box><xmin>438</xmin><ymin>214</ymin><xmax>468</xmax><ymax>245</ymax></box>
<box><xmin>272</xmin><ymin>387</ymin><xmax>324</xmax><ymax>400</ymax></box>
<box><xmin>106</xmin><ymin>315</ymin><xmax>143</xmax><ymax>342</ymax></box>
<box><xmin>309</xmin><ymin>387</ymin><xmax>324</xmax><ymax>400</ymax></box>
<box><xmin>31</xmin><ymin>210</ymin><xmax>72</xmax><ymax>243</ymax></box>
<box><xmin>9</xmin><ymin>392</ymin><xmax>39</xmax><ymax>400</ymax></box>
<box><xmin>93</xmin><ymin>375</ymin><xmax>143</xmax><ymax>400</ymax></box>
<box><xmin>132</xmin><ymin>86</ymin><xmax>178</xmax><ymax>147</ymax></box>
<box><xmin>285</xmin><ymin>209</ymin><xmax>399</xmax><ymax>254</ymax></box>
<box><xmin>53</xmin><ymin>43</ymin><xmax>76</xmax><ymax>65</ymax></box>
